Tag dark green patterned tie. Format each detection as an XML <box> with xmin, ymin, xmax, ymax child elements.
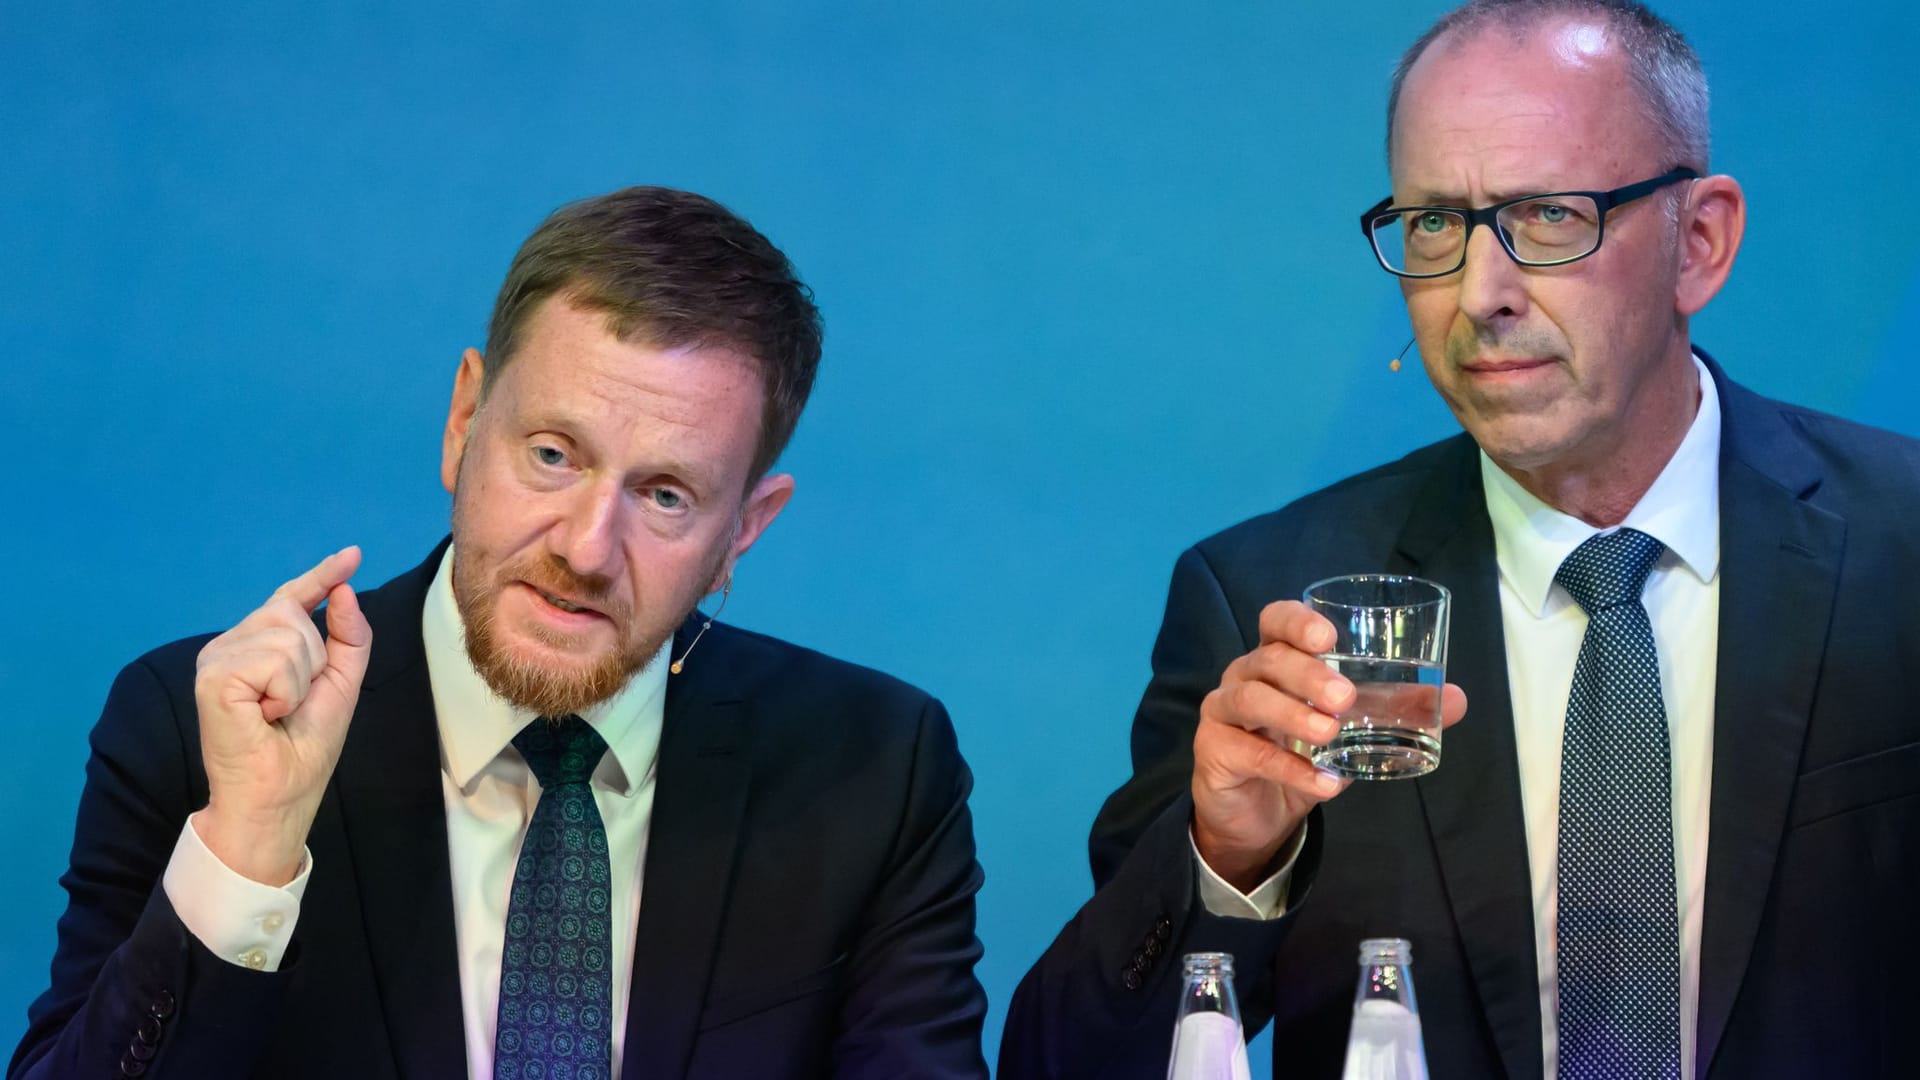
<box><xmin>494</xmin><ymin>716</ymin><xmax>614</xmax><ymax>1080</ymax></box>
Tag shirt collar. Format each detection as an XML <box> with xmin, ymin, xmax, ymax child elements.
<box><xmin>1481</xmin><ymin>353</ymin><xmax>1723</xmax><ymax>617</ymax></box>
<box><xmin>421</xmin><ymin>546</ymin><xmax>668</xmax><ymax>795</ymax></box>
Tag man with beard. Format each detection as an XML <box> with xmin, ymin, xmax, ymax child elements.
<box><xmin>12</xmin><ymin>186</ymin><xmax>987</xmax><ymax>1080</ymax></box>
<box><xmin>1001</xmin><ymin>2</ymin><xmax>1920</xmax><ymax>1078</ymax></box>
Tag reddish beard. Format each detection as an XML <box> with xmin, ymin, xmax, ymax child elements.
<box><xmin>453</xmin><ymin>550</ymin><xmax>665</xmax><ymax>718</ymax></box>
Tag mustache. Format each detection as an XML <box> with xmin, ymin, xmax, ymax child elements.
<box><xmin>514</xmin><ymin>555</ymin><xmax>628</xmax><ymax>619</ymax></box>
<box><xmin>1444</xmin><ymin>324</ymin><xmax>1565</xmax><ymax>366</ymax></box>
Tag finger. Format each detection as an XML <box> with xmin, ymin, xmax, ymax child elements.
<box><xmin>1197</xmin><ymin>720</ymin><xmax>1345</xmax><ymax>801</ymax></box>
<box><xmin>198</xmin><ymin>625</ymin><xmax>315</xmax><ymax>698</ymax></box>
<box><xmin>1256</xmin><ymin>599</ymin><xmax>1337</xmax><ymax>655</ymax></box>
<box><xmin>215</xmin><ymin>645</ymin><xmax>313</xmax><ymax>723</ymax></box>
<box><xmin>1205</xmin><ymin>678</ymin><xmax>1342</xmax><ymax>747</ymax></box>
<box><xmin>229</xmin><ymin>597</ymin><xmax>328</xmax><ymax>675</ymax></box>
<box><xmin>270</xmin><ymin>545</ymin><xmax>364</xmax><ymax>614</ymax></box>
<box><xmin>317</xmin><ymin>581</ymin><xmax>372</xmax><ymax>695</ymax></box>
<box><xmin>1232</xmin><ymin>641</ymin><xmax>1354</xmax><ymax>718</ymax></box>
<box><xmin>1440</xmin><ymin>682</ymin><xmax>1469</xmax><ymax>729</ymax></box>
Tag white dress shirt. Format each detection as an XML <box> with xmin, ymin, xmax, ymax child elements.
<box><xmin>1195</xmin><ymin>357</ymin><xmax>1721</xmax><ymax>1080</ymax></box>
<box><xmin>1485</xmin><ymin>356</ymin><xmax>1720</xmax><ymax>1080</ymax></box>
<box><xmin>164</xmin><ymin>547</ymin><xmax>668</xmax><ymax>1080</ymax></box>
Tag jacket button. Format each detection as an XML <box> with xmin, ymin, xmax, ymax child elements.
<box><xmin>149</xmin><ymin>991</ymin><xmax>176</xmax><ymax>1020</ymax></box>
<box><xmin>1121</xmin><ymin>969</ymin><xmax>1144</xmax><ymax>991</ymax></box>
<box><xmin>118</xmin><ymin>1052</ymin><xmax>148</xmax><ymax>1077</ymax></box>
<box><xmin>1153</xmin><ymin>915</ymin><xmax>1172</xmax><ymax>941</ymax></box>
<box><xmin>129</xmin><ymin>1039</ymin><xmax>157</xmax><ymax>1063</ymax></box>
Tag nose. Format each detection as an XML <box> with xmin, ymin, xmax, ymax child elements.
<box><xmin>1453</xmin><ymin>220</ymin><xmax>1529</xmax><ymax>330</ymax></box>
<box><xmin>549</xmin><ymin>477</ymin><xmax>624</xmax><ymax>579</ymax></box>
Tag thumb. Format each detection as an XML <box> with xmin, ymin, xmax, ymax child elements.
<box><xmin>319</xmin><ymin>580</ymin><xmax>373</xmax><ymax>696</ymax></box>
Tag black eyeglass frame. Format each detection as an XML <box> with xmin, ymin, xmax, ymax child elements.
<box><xmin>1358</xmin><ymin>167</ymin><xmax>1701</xmax><ymax>279</ymax></box>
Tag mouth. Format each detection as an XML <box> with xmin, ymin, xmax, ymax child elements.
<box><xmin>518</xmin><ymin>581</ymin><xmax>607</xmax><ymax>621</ymax></box>
<box><xmin>1461</xmin><ymin>356</ymin><xmax>1555</xmax><ymax>372</ymax></box>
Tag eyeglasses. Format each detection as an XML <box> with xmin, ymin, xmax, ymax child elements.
<box><xmin>1358</xmin><ymin>168</ymin><xmax>1699</xmax><ymax>278</ymax></box>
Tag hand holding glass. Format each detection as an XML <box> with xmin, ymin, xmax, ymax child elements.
<box><xmin>1303</xmin><ymin>575</ymin><xmax>1451</xmax><ymax>779</ymax></box>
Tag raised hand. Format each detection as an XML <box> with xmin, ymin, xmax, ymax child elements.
<box><xmin>191</xmin><ymin>546</ymin><xmax>372</xmax><ymax>885</ymax></box>
<box><xmin>1190</xmin><ymin>599</ymin><xmax>1468</xmax><ymax>892</ymax></box>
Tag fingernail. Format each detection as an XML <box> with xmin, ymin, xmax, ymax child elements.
<box><xmin>1316</xmin><ymin>719</ymin><xmax>1341</xmax><ymax>743</ymax></box>
<box><xmin>1314</xmin><ymin>769</ymin><xmax>1344</xmax><ymax>796</ymax></box>
<box><xmin>1327</xmin><ymin>680</ymin><xmax>1354</xmax><ymax>708</ymax></box>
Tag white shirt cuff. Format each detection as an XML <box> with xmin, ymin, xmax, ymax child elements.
<box><xmin>161</xmin><ymin>811</ymin><xmax>310</xmax><ymax>972</ymax></box>
<box><xmin>1190</xmin><ymin>821</ymin><xmax>1307</xmax><ymax>920</ymax></box>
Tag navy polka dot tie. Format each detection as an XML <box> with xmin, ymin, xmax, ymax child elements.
<box><xmin>1554</xmin><ymin>529</ymin><xmax>1681</xmax><ymax>1080</ymax></box>
<box><xmin>494</xmin><ymin>716</ymin><xmax>614</xmax><ymax>1080</ymax></box>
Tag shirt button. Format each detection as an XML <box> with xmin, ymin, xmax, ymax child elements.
<box><xmin>238</xmin><ymin>947</ymin><xmax>268</xmax><ymax>970</ymax></box>
<box><xmin>262</xmin><ymin>912</ymin><xmax>286</xmax><ymax>933</ymax></box>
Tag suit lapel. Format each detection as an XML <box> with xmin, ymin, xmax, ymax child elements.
<box><xmin>327</xmin><ymin>542</ymin><xmax>468</xmax><ymax>1079</ymax></box>
<box><xmin>1394</xmin><ymin>438</ymin><xmax>1544</xmax><ymax>1080</ymax></box>
<box><xmin>1694</xmin><ymin>365</ymin><xmax>1841</xmax><ymax>1078</ymax></box>
<box><xmin>621</xmin><ymin>618</ymin><xmax>755</xmax><ymax>1080</ymax></box>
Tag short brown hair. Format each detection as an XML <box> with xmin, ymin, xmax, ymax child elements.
<box><xmin>483</xmin><ymin>186</ymin><xmax>823</xmax><ymax>482</ymax></box>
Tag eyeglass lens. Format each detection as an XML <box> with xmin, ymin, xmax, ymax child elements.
<box><xmin>1368</xmin><ymin>195</ymin><xmax>1603</xmax><ymax>275</ymax></box>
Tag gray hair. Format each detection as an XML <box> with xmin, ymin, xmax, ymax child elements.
<box><xmin>1386</xmin><ymin>0</ymin><xmax>1710</xmax><ymax>173</ymax></box>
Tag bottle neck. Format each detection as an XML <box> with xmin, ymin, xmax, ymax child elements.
<box><xmin>1355</xmin><ymin>962</ymin><xmax>1417</xmax><ymax>1010</ymax></box>
<box><xmin>1353</xmin><ymin>938</ymin><xmax>1418</xmax><ymax>1013</ymax></box>
<box><xmin>1175</xmin><ymin>953</ymin><xmax>1242</xmax><ymax>1025</ymax></box>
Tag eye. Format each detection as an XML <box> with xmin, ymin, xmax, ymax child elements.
<box><xmin>532</xmin><ymin>445</ymin><xmax>568</xmax><ymax>467</ymax></box>
<box><xmin>1536</xmin><ymin>203</ymin><xmax>1570</xmax><ymax>224</ymax></box>
<box><xmin>1415</xmin><ymin>212</ymin><xmax>1453</xmax><ymax>234</ymax></box>
<box><xmin>648</xmin><ymin>488</ymin><xmax>686</xmax><ymax>511</ymax></box>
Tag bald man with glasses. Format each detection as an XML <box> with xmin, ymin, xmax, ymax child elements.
<box><xmin>1002</xmin><ymin>2</ymin><xmax>1920</xmax><ymax>1078</ymax></box>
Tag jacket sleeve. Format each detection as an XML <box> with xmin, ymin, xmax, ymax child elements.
<box><xmin>8</xmin><ymin>656</ymin><xmax>292</xmax><ymax>1080</ymax></box>
<box><xmin>829</xmin><ymin>696</ymin><xmax>990</xmax><ymax>1079</ymax></box>
<box><xmin>998</xmin><ymin>546</ymin><xmax>1321</xmax><ymax>1080</ymax></box>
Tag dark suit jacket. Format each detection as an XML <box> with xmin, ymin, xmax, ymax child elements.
<box><xmin>1001</xmin><ymin>358</ymin><xmax>1920</xmax><ymax>1079</ymax></box>
<box><xmin>11</xmin><ymin>542</ymin><xmax>988</xmax><ymax>1079</ymax></box>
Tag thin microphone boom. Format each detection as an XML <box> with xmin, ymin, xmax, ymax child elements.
<box><xmin>670</xmin><ymin>578</ymin><xmax>731</xmax><ymax>675</ymax></box>
<box><xmin>1389</xmin><ymin>337</ymin><xmax>1415</xmax><ymax>372</ymax></box>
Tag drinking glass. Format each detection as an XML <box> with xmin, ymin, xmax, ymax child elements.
<box><xmin>1302</xmin><ymin>575</ymin><xmax>1450</xmax><ymax>779</ymax></box>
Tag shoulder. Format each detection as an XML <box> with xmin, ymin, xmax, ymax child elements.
<box><xmin>696</xmin><ymin>621</ymin><xmax>946</xmax><ymax>730</ymax></box>
<box><xmin>1721</xmin><ymin>375</ymin><xmax>1920</xmax><ymax>506</ymax></box>
<box><xmin>692</xmin><ymin>623</ymin><xmax>971</xmax><ymax>809</ymax></box>
<box><xmin>1774</xmin><ymin>404</ymin><xmax>1920</xmax><ymax>491</ymax></box>
<box><xmin>109</xmin><ymin>631</ymin><xmax>222</xmax><ymax>718</ymax></box>
<box><xmin>1183</xmin><ymin>433</ymin><xmax>1475</xmax><ymax>583</ymax></box>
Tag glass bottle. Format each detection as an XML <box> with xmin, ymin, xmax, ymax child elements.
<box><xmin>1341</xmin><ymin>937</ymin><xmax>1429</xmax><ymax>1080</ymax></box>
<box><xmin>1167</xmin><ymin>952</ymin><xmax>1252</xmax><ymax>1080</ymax></box>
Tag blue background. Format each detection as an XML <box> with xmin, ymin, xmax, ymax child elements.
<box><xmin>3</xmin><ymin>1</ymin><xmax>1915</xmax><ymax>1074</ymax></box>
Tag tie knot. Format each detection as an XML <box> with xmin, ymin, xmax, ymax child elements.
<box><xmin>512</xmin><ymin>715</ymin><xmax>608</xmax><ymax>788</ymax></box>
<box><xmin>1554</xmin><ymin>528</ymin><xmax>1666</xmax><ymax>614</ymax></box>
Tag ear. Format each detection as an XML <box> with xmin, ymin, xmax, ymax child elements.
<box><xmin>441</xmin><ymin>349</ymin><xmax>487</xmax><ymax>494</ymax></box>
<box><xmin>708</xmin><ymin>473</ymin><xmax>795</xmax><ymax>592</ymax></box>
<box><xmin>1674</xmin><ymin>174</ymin><xmax>1745</xmax><ymax>317</ymax></box>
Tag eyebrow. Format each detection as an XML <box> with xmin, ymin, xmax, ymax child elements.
<box><xmin>1400</xmin><ymin>185</ymin><xmax>1577</xmax><ymax>207</ymax></box>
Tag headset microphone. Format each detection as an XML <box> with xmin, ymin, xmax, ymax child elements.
<box><xmin>1389</xmin><ymin>337</ymin><xmax>1416</xmax><ymax>372</ymax></box>
<box><xmin>669</xmin><ymin>578</ymin><xmax>731</xmax><ymax>675</ymax></box>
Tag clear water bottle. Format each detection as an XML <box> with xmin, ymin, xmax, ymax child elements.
<box><xmin>1341</xmin><ymin>938</ymin><xmax>1429</xmax><ymax>1080</ymax></box>
<box><xmin>1167</xmin><ymin>952</ymin><xmax>1252</xmax><ymax>1080</ymax></box>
